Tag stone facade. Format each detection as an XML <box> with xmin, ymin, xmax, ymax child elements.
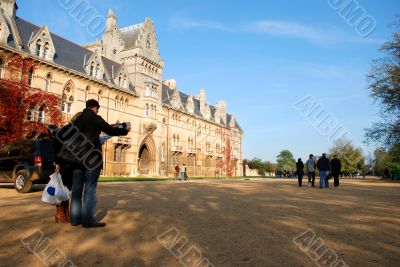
<box><xmin>0</xmin><ymin>0</ymin><xmax>243</xmax><ymax>177</ymax></box>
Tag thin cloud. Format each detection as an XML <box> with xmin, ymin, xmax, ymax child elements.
<box><xmin>250</xmin><ymin>20</ymin><xmax>327</xmax><ymax>42</ymax></box>
<box><xmin>169</xmin><ymin>16</ymin><xmax>383</xmax><ymax>45</ymax></box>
<box><xmin>170</xmin><ymin>17</ymin><xmax>232</xmax><ymax>31</ymax></box>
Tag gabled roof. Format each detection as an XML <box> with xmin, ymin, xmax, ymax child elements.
<box><xmin>12</xmin><ymin>17</ymin><xmax>136</xmax><ymax>95</ymax></box>
<box><xmin>162</xmin><ymin>83</ymin><xmax>241</xmax><ymax>131</ymax></box>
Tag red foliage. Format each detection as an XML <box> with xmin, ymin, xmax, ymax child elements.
<box><xmin>0</xmin><ymin>53</ymin><xmax>62</xmax><ymax>145</ymax></box>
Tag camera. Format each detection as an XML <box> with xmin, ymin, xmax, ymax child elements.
<box><xmin>113</xmin><ymin>122</ymin><xmax>131</xmax><ymax>129</ymax></box>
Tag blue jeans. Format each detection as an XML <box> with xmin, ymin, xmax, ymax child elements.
<box><xmin>71</xmin><ymin>168</ymin><xmax>101</xmax><ymax>226</ymax></box>
<box><xmin>320</xmin><ymin>171</ymin><xmax>330</xmax><ymax>188</ymax></box>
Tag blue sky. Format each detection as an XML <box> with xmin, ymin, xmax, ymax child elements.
<box><xmin>17</xmin><ymin>0</ymin><xmax>398</xmax><ymax>162</ymax></box>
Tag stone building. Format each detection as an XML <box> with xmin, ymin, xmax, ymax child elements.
<box><xmin>0</xmin><ymin>0</ymin><xmax>243</xmax><ymax>177</ymax></box>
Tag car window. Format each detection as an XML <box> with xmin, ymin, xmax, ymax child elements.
<box><xmin>8</xmin><ymin>149</ymin><xmax>21</xmax><ymax>157</ymax></box>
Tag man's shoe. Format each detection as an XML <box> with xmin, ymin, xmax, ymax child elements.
<box><xmin>82</xmin><ymin>222</ymin><xmax>106</xmax><ymax>228</ymax></box>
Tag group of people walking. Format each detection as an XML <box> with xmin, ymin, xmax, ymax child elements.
<box><xmin>175</xmin><ymin>164</ymin><xmax>189</xmax><ymax>180</ymax></box>
<box><xmin>296</xmin><ymin>153</ymin><xmax>342</xmax><ymax>188</ymax></box>
<box><xmin>49</xmin><ymin>99</ymin><xmax>130</xmax><ymax>228</ymax></box>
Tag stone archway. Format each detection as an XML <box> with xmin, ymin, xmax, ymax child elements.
<box><xmin>138</xmin><ymin>135</ymin><xmax>156</xmax><ymax>175</ymax></box>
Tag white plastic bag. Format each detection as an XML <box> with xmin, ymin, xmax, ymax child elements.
<box><xmin>42</xmin><ymin>172</ymin><xmax>70</xmax><ymax>205</ymax></box>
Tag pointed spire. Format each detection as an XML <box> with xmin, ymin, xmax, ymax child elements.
<box><xmin>106</xmin><ymin>8</ymin><xmax>117</xmax><ymax>31</ymax></box>
<box><xmin>108</xmin><ymin>8</ymin><xmax>117</xmax><ymax>19</ymax></box>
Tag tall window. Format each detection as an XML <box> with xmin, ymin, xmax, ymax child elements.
<box><xmin>27</xmin><ymin>107</ymin><xmax>35</xmax><ymax>121</ymax></box>
<box><xmin>0</xmin><ymin>58</ymin><xmax>4</xmax><ymax>79</ymax></box>
<box><xmin>145</xmin><ymin>104</ymin><xmax>150</xmax><ymax>117</ymax></box>
<box><xmin>115</xmin><ymin>96</ymin><xmax>119</xmax><ymax>110</ymax></box>
<box><xmin>95</xmin><ymin>64</ymin><xmax>100</xmax><ymax>78</ymax></box>
<box><xmin>43</xmin><ymin>43</ymin><xmax>50</xmax><ymax>59</ymax></box>
<box><xmin>27</xmin><ymin>69</ymin><xmax>33</xmax><ymax>86</ymax></box>
<box><xmin>123</xmin><ymin>76</ymin><xmax>127</xmax><ymax>88</ymax></box>
<box><xmin>89</xmin><ymin>63</ymin><xmax>94</xmax><ymax>76</ymax></box>
<box><xmin>35</xmin><ymin>40</ymin><xmax>42</xmax><ymax>57</ymax></box>
<box><xmin>97</xmin><ymin>90</ymin><xmax>102</xmax><ymax>102</ymax></box>
<box><xmin>144</xmin><ymin>85</ymin><xmax>150</xmax><ymax>97</ymax></box>
<box><xmin>38</xmin><ymin>106</ymin><xmax>44</xmax><ymax>123</ymax></box>
<box><xmin>113</xmin><ymin>146</ymin><xmax>119</xmax><ymax>162</ymax></box>
<box><xmin>45</xmin><ymin>73</ymin><xmax>51</xmax><ymax>91</ymax></box>
<box><xmin>61</xmin><ymin>94</ymin><xmax>67</xmax><ymax>112</ymax></box>
<box><xmin>67</xmin><ymin>96</ymin><xmax>73</xmax><ymax>113</ymax></box>
<box><xmin>124</xmin><ymin>99</ymin><xmax>128</xmax><ymax>111</ymax></box>
<box><xmin>85</xmin><ymin>86</ymin><xmax>90</xmax><ymax>101</ymax></box>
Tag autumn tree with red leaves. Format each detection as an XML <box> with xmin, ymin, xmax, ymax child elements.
<box><xmin>0</xmin><ymin>53</ymin><xmax>62</xmax><ymax>145</ymax></box>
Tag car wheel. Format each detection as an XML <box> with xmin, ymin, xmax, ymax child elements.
<box><xmin>14</xmin><ymin>170</ymin><xmax>32</xmax><ymax>193</ymax></box>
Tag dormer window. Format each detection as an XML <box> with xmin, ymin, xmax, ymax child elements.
<box><xmin>43</xmin><ymin>43</ymin><xmax>50</xmax><ymax>59</ymax></box>
<box><xmin>35</xmin><ymin>40</ymin><xmax>42</xmax><ymax>57</ymax></box>
<box><xmin>123</xmin><ymin>76</ymin><xmax>127</xmax><ymax>88</ymax></box>
<box><xmin>95</xmin><ymin>64</ymin><xmax>100</xmax><ymax>78</ymax></box>
<box><xmin>90</xmin><ymin>62</ymin><xmax>94</xmax><ymax>76</ymax></box>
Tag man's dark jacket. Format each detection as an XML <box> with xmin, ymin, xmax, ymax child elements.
<box><xmin>317</xmin><ymin>156</ymin><xmax>331</xmax><ymax>172</ymax></box>
<box><xmin>73</xmin><ymin>108</ymin><xmax>128</xmax><ymax>168</ymax></box>
<box><xmin>330</xmin><ymin>158</ymin><xmax>342</xmax><ymax>175</ymax></box>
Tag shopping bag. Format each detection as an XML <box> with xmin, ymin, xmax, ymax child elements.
<box><xmin>42</xmin><ymin>172</ymin><xmax>70</xmax><ymax>205</ymax></box>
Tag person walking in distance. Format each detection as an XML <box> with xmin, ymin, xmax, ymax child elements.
<box><xmin>181</xmin><ymin>163</ymin><xmax>188</xmax><ymax>181</ymax></box>
<box><xmin>317</xmin><ymin>153</ymin><xmax>331</xmax><ymax>188</ymax></box>
<box><xmin>296</xmin><ymin>158</ymin><xmax>305</xmax><ymax>187</ymax></box>
<box><xmin>70</xmin><ymin>99</ymin><xmax>130</xmax><ymax>228</ymax></box>
<box><xmin>175</xmin><ymin>164</ymin><xmax>181</xmax><ymax>180</ymax></box>
<box><xmin>330</xmin><ymin>155</ymin><xmax>342</xmax><ymax>187</ymax></box>
<box><xmin>306</xmin><ymin>154</ymin><xmax>317</xmax><ymax>187</ymax></box>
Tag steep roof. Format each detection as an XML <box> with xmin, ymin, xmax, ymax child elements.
<box><xmin>120</xmin><ymin>24</ymin><xmax>143</xmax><ymax>50</ymax></box>
<box><xmin>12</xmin><ymin>17</ymin><xmax>135</xmax><ymax>95</ymax></box>
<box><xmin>162</xmin><ymin>84</ymin><xmax>242</xmax><ymax>131</ymax></box>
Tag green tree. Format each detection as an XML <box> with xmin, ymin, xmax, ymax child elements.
<box><xmin>373</xmin><ymin>147</ymin><xmax>400</xmax><ymax>175</ymax></box>
<box><xmin>329</xmin><ymin>138</ymin><xmax>365</xmax><ymax>172</ymax></box>
<box><xmin>247</xmin><ymin>158</ymin><xmax>266</xmax><ymax>176</ymax></box>
<box><xmin>264</xmin><ymin>161</ymin><xmax>277</xmax><ymax>174</ymax></box>
<box><xmin>365</xmin><ymin>24</ymin><xmax>400</xmax><ymax>157</ymax></box>
<box><xmin>277</xmin><ymin>150</ymin><xmax>296</xmax><ymax>172</ymax></box>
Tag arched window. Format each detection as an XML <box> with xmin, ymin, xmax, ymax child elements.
<box><xmin>38</xmin><ymin>106</ymin><xmax>45</xmax><ymax>123</ymax></box>
<box><xmin>89</xmin><ymin>62</ymin><xmax>94</xmax><ymax>76</ymax></box>
<box><xmin>27</xmin><ymin>107</ymin><xmax>35</xmax><ymax>121</ymax></box>
<box><xmin>85</xmin><ymin>86</ymin><xmax>90</xmax><ymax>101</ymax></box>
<box><xmin>123</xmin><ymin>76</ymin><xmax>127</xmax><ymax>88</ymax></box>
<box><xmin>61</xmin><ymin>94</ymin><xmax>67</xmax><ymax>112</ymax></box>
<box><xmin>120</xmin><ymin>97</ymin><xmax>123</xmax><ymax>111</ymax></box>
<box><xmin>145</xmin><ymin>104</ymin><xmax>150</xmax><ymax>117</ymax></box>
<box><xmin>67</xmin><ymin>96</ymin><xmax>73</xmax><ymax>113</ymax></box>
<box><xmin>45</xmin><ymin>73</ymin><xmax>51</xmax><ymax>91</ymax></box>
<box><xmin>115</xmin><ymin>96</ymin><xmax>119</xmax><ymax>110</ymax></box>
<box><xmin>35</xmin><ymin>40</ymin><xmax>42</xmax><ymax>57</ymax></box>
<box><xmin>97</xmin><ymin>90</ymin><xmax>102</xmax><ymax>102</ymax></box>
<box><xmin>95</xmin><ymin>64</ymin><xmax>100</xmax><ymax>78</ymax></box>
<box><xmin>144</xmin><ymin>85</ymin><xmax>150</xmax><ymax>97</ymax></box>
<box><xmin>0</xmin><ymin>58</ymin><xmax>4</xmax><ymax>79</ymax></box>
<box><xmin>43</xmin><ymin>43</ymin><xmax>50</xmax><ymax>59</ymax></box>
<box><xmin>27</xmin><ymin>69</ymin><xmax>33</xmax><ymax>86</ymax></box>
<box><xmin>124</xmin><ymin>99</ymin><xmax>128</xmax><ymax>111</ymax></box>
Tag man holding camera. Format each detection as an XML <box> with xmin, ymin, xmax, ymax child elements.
<box><xmin>70</xmin><ymin>99</ymin><xmax>130</xmax><ymax>228</ymax></box>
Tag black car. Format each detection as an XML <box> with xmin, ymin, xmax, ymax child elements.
<box><xmin>0</xmin><ymin>139</ymin><xmax>55</xmax><ymax>193</ymax></box>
